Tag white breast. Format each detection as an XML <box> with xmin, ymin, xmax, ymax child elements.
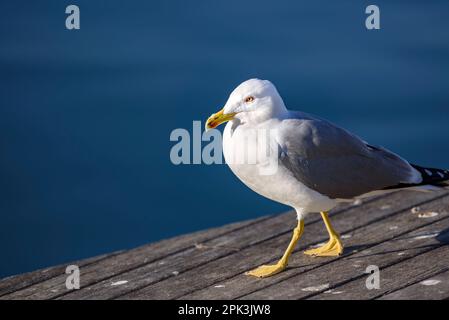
<box><xmin>222</xmin><ymin>120</ymin><xmax>337</xmax><ymax>217</ymax></box>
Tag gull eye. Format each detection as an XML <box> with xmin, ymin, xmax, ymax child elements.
<box><xmin>244</xmin><ymin>96</ymin><xmax>255</xmax><ymax>103</ymax></box>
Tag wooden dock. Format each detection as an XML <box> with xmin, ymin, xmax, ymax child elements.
<box><xmin>1</xmin><ymin>190</ymin><xmax>449</xmax><ymax>300</ymax></box>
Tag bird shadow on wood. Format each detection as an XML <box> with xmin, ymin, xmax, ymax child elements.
<box><xmin>392</xmin><ymin>227</ymin><xmax>449</xmax><ymax>243</ymax></box>
<box><xmin>343</xmin><ymin>227</ymin><xmax>449</xmax><ymax>259</ymax></box>
<box><xmin>274</xmin><ymin>228</ymin><xmax>449</xmax><ymax>269</ymax></box>
<box><xmin>344</xmin><ymin>244</ymin><xmax>442</xmax><ymax>260</ymax></box>
<box><xmin>288</xmin><ymin>256</ymin><xmax>340</xmax><ymax>270</ymax></box>
<box><xmin>436</xmin><ymin>227</ymin><xmax>449</xmax><ymax>244</ymax></box>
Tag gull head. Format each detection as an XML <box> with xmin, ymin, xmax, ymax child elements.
<box><xmin>205</xmin><ymin>79</ymin><xmax>287</xmax><ymax>130</ymax></box>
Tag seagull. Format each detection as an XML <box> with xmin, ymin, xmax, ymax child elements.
<box><xmin>205</xmin><ymin>79</ymin><xmax>449</xmax><ymax>278</ymax></box>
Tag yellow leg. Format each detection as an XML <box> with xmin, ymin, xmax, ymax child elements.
<box><xmin>304</xmin><ymin>211</ymin><xmax>343</xmax><ymax>257</ymax></box>
<box><xmin>246</xmin><ymin>220</ymin><xmax>304</xmax><ymax>278</ymax></box>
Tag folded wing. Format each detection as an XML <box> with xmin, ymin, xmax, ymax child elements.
<box><xmin>278</xmin><ymin>112</ymin><xmax>425</xmax><ymax>199</ymax></box>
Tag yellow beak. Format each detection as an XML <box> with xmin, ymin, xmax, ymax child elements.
<box><xmin>205</xmin><ymin>108</ymin><xmax>236</xmax><ymax>130</ymax></box>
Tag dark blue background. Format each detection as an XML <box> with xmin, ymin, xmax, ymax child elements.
<box><xmin>1</xmin><ymin>1</ymin><xmax>448</xmax><ymax>277</ymax></box>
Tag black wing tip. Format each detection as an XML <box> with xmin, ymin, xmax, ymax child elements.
<box><xmin>382</xmin><ymin>164</ymin><xmax>449</xmax><ymax>191</ymax></box>
<box><xmin>411</xmin><ymin>164</ymin><xmax>449</xmax><ymax>185</ymax></box>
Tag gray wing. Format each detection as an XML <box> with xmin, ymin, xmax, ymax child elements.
<box><xmin>278</xmin><ymin>112</ymin><xmax>421</xmax><ymax>199</ymax></box>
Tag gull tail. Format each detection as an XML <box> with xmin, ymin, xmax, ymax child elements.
<box><xmin>383</xmin><ymin>164</ymin><xmax>449</xmax><ymax>191</ymax></box>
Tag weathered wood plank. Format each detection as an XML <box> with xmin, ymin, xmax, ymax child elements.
<box><xmin>379</xmin><ymin>269</ymin><xmax>449</xmax><ymax>300</ymax></box>
<box><xmin>120</xmin><ymin>191</ymin><xmax>448</xmax><ymax>300</ymax></box>
<box><xmin>240</xmin><ymin>195</ymin><xmax>449</xmax><ymax>300</ymax></box>
<box><xmin>0</xmin><ymin>253</ymin><xmax>113</xmax><ymax>297</ymax></box>
<box><xmin>305</xmin><ymin>216</ymin><xmax>449</xmax><ymax>300</ymax></box>
<box><xmin>309</xmin><ymin>245</ymin><xmax>449</xmax><ymax>300</ymax></box>
<box><xmin>179</xmin><ymin>192</ymin><xmax>449</xmax><ymax>300</ymax></box>
<box><xmin>0</xmin><ymin>215</ymin><xmax>270</xmax><ymax>299</ymax></box>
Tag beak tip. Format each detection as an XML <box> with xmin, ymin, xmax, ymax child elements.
<box><xmin>205</xmin><ymin>121</ymin><xmax>212</xmax><ymax>131</ymax></box>
<box><xmin>205</xmin><ymin>108</ymin><xmax>233</xmax><ymax>132</ymax></box>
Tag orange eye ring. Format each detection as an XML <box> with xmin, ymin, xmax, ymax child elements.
<box><xmin>244</xmin><ymin>96</ymin><xmax>255</xmax><ymax>103</ymax></box>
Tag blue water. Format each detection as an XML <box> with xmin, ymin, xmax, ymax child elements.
<box><xmin>1</xmin><ymin>1</ymin><xmax>448</xmax><ymax>278</ymax></box>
